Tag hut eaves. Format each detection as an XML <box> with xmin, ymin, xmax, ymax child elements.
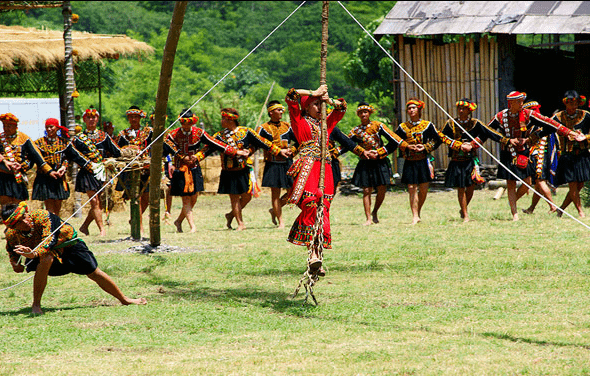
<box><xmin>0</xmin><ymin>24</ymin><xmax>154</xmax><ymax>71</ymax></box>
<box><xmin>374</xmin><ymin>1</ymin><xmax>590</xmax><ymax>36</ymax></box>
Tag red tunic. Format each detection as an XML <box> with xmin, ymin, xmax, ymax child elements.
<box><xmin>285</xmin><ymin>89</ymin><xmax>346</xmax><ymax>249</ymax></box>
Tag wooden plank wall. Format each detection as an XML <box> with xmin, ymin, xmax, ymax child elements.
<box><xmin>395</xmin><ymin>35</ymin><xmax>501</xmax><ymax>169</ymax></box>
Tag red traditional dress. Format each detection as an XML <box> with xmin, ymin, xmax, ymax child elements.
<box><xmin>285</xmin><ymin>88</ymin><xmax>346</xmax><ymax>249</ymax></box>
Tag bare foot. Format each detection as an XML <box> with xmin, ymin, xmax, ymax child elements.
<box><xmin>189</xmin><ymin>227</ymin><xmax>197</xmax><ymax>233</ymax></box>
<box><xmin>225</xmin><ymin>213</ymin><xmax>233</xmax><ymax>229</ymax></box>
<box><xmin>522</xmin><ymin>208</ymin><xmax>533</xmax><ymax>215</ymax></box>
<box><xmin>162</xmin><ymin>212</ymin><xmax>172</xmax><ymax>224</ymax></box>
<box><xmin>463</xmin><ymin>216</ymin><xmax>470</xmax><ymax>223</ymax></box>
<box><xmin>237</xmin><ymin>224</ymin><xmax>246</xmax><ymax>231</ymax></box>
<box><xmin>269</xmin><ymin>208</ymin><xmax>277</xmax><ymax>226</ymax></box>
<box><xmin>372</xmin><ymin>212</ymin><xmax>379</xmax><ymax>224</ymax></box>
<box><xmin>79</xmin><ymin>226</ymin><xmax>89</xmax><ymax>236</ymax></box>
<box><xmin>277</xmin><ymin>222</ymin><xmax>285</xmax><ymax>229</ymax></box>
<box><xmin>99</xmin><ymin>229</ymin><xmax>107</xmax><ymax>237</ymax></box>
<box><xmin>580</xmin><ymin>211</ymin><xmax>586</xmax><ymax>218</ymax></box>
<box><xmin>363</xmin><ymin>219</ymin><xmax>373</xmax><ymax>226</ymax></box>
<box><xmin>513</xmin><ymin>213</ymin><xmax>520</xmax><ymax>221</ymax></box>
<box><xmin>459</xmin><ymin>210</ymin><xmax>465</xmax><ymax>219</ymax></box>
<box><xmin>173</xmin><ymin>219</ymin><xmax>183</xmax><ymax>233</ymax></box>
<box><xmin>549</xmin><ymin>206</ymin><xmax>558</xmax><ymax>213</ymax></box>
<box><xmin>557</xmin><ymin>210</ymin><xmax>564</xmax><ymax>218</ymax></box>
<box><xmin>411</xmin><ymin>217</ymin><xmax>421</xmax><ymax>225</ymax></box>
<box><xmin>31</xmin><ymin>305</ymin><xmax>43</xmax><ymax>315</ymax></box>
<box><xmin>122</xmin><ymin>297</ymin><xmax>147</xmax><ymax>306</ymax></box>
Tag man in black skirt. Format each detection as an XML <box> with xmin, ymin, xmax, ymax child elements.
<box><xmin>3</xmin><ymin>202</ymin><xmax>147</xmax><ymax>315</ymax></box>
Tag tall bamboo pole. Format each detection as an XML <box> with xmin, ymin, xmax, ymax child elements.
<box><xmin>149</xmin><ymin>1</ymin><xmax>188</xmax><ymax>246</ymax></box>
<box><xmin>253</xmin><ymin>82</ymin><xmax>276</xmax><ymax>180</ymax></box>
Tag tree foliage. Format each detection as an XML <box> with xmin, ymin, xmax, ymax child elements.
<box><xmin>0</xmin><ymin>1</ymin><xmax>397</xmax><ymax>132</ymax></box>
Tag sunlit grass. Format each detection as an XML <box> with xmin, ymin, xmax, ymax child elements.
<box><xmin>1</xmin><ymin>186</ymin><xmax>590</xmax><ymax>375</ymax></box>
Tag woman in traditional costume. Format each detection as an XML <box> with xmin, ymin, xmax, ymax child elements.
<box><xmin>256</xmin><ymin>100</ymin><xmax>297</xmax><ymax>229</ymax></box>
<box><xmin>483</xmin><ymin>91</ymin><xmax>582</xmax><ymax>221</ymax></box>
<box><xmin>395</xmin><ymin>98</ymin><xmax>442</xmax><ymax>225</ymax></box>
<box><xmin>164</xmin><ymin>109</ymin><xmax>245</xmax><ymax>233</ymax></box>
<box><xmin>349</xmin><ymin>102</ymin><xmax>408</xmax><ymax>225</ymax></box>
<box><xmin>521</xmin><ymin>101</ymin><xmax>559</xmax><ymax>214</ymax></box>
<box><xmin>115</xmin><ymin>106</ymin><xmax>152</xmax><ymax>230</ymax></box>
<box><xmin>0</xmin><ymin>113</ymin><xmax>56</xmax><ymax>205</ymax></box>
<box><xmin>199</xmin><ymin>108</ymin><xmax>286</xmax><ymax>231</ymax></box>
<box><xmin>32</xmin><ymin>118</ymin><xmax>93</xmax><ymax>215</ymax></box>
<box><xmin>72</xmin><ymin>107</ymin><xmax>121</xmax><ymax>236</ymax></box>
<box><xmin>551</xmin><ymin>90</ymin><xmax>590</xmax><ymax>218</ymax></box>
<box><xmin>285</xmin><ymin>85</ymin><xmax>346</xmax><ymax>272</ymax></box>
<box><xmin>439</xmin><ymin>99</ymin><xmax>488</xmax><ymax>222</ymax></box>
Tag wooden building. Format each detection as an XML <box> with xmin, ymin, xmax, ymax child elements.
<box><xmin>374</xmin><ymin>1</ymin><xmax>590</xmax><ymax>169</ymax></box>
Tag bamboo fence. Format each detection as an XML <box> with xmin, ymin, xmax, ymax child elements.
<box><xmin>395</xmin><ymin>35</ymin><xmax>500</xmax><ymax>169</ymax></box>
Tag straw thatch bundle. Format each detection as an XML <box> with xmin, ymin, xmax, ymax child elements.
<box><xmin>0</xmin><ymin>24</ymin><xmax>154</xmax><ymax>71</ymax></box>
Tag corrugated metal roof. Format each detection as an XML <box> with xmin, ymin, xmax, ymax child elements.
<box><xmin>374</xmin><ymin>1</ymin><xmax>590</xmax><ymax>36</ymax></box>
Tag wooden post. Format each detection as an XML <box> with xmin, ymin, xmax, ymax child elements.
<box><xmin>130</xmin><ymin>168</ymin><xmax>141</xmax><ymax>240</ymax></box>
<box><xmin>149</xmin><ymin>1</ymin><xmax>188</xmax><ymax>246</ymax></box>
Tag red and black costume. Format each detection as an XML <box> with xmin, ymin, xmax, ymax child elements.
<box><xmin>484</xmin><ymin>104</ymin><xmax>571</xmax><ymax>181</ymax></box>
<box><xmin>285</xmin><ymin>88</ymin><xmax>346</xmax><ymax>249</ymax></box>
<box><xmin>348</xmin><ymin>117</ymin><xmax>408</xmax><ymax>189</ymax></box>
<box><xmin>164</xmin><ymin>116</ymin><xmax>238</xmax><ymax>196</ymax></box>
<box><xmin>199</xmin><ymin>125</ymin><xmax>281</xmax><ymax>195</ymax></box>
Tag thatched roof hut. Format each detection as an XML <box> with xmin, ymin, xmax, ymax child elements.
<box><xmin>0</xmin><ymin>24</ymin><xmax>154</xmax><ymax>72</ymax></box>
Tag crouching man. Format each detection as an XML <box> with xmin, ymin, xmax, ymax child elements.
<box><xmin>3</xmin><ymin>202</ymin><xmax>147</xmax><ymax>314</ymax></box>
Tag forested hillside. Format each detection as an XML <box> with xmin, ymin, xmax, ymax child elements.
<box><xmin>0</xmin><ymin>1</ymin><xmax>396</xmax><ymax>135</ymax></box>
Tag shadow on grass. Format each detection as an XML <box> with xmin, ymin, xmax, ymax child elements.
<box><xmin>0</xmin><ymin>305</ymin><xmax>90</xmax><ymax>317</ymax></box>
<box><xmin>156</xmin><ymin>280</ymin><xmax>322</xmax><ymax>315</ymax></box>
<box><xmin>481</xmin><ymin>331</ymin><xmax>590</xmax><ymax>350</ymax></box>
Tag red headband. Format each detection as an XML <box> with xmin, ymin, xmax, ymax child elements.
<box><xmin>300</xmin><ymin>95</ymin><xmax>320</xmax><ymax>111</ymax></box>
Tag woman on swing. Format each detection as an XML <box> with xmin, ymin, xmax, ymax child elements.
<box><xmin>285</xmin><ymin>85</ymin><xmax>346</xmax><ymax>275</ymax></box>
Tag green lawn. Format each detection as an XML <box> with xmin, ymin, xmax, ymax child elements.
<box><xmin>1</xmin><ymin>187</ymin><xmax>590</xmax><ymax>375</ymax></box>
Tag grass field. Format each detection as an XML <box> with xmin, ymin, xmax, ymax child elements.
<box><xmin>1</xmin><ymin>186</ymin><xmax>590</xmax><ymax>375</ymax></box>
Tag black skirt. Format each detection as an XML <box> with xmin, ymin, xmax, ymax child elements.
<box><xmin>218</xmin><ymin>168</ymin><xmax>250</xmax><ymax>195</ymax></box>
<box><xmin>555</xmin><ymin>152</ymin><xmax>590</xmax><ymax>185</ymax></box>
<box><xmin>0</xmin><ymin>172</ymin><xmax>29</xmax><ymax>200</ymax></box>
<box><xmin>401</xmin><ymin>159</ymin><xmax>432</xmax><ymax>185</ymax></box>
<box><xmin>32</xmin><ymin>173</ymin><xmax>70</xmax><ymax>200</ymax></box>
<box><xmin>170</xmin><ymin>166</ymin><xmax>204</xmax><ymax>196</ymax></box>
<box><xmin>25</xmin><ymin>240</ymin><xmax>98</xmax><ymax>276</ymax></box>
<box><xmin>75</xmin><ymin>168</ymin><xmax>103</xmax><ymax>193</ymax></box>
<box><xmin>444</xmin><ymin>159</ymin><xmax>475</xmax><ymax>188</ymax></box>
<box><xmin>261</xmin><ymin>161</ymin><xmax>293</xmax><ymax>189</ymax></box>
<box><xmin>496</xmin><ymin>151</ymin><xmax>534</xmax><ymax>180</ymax></box>
<box><xmin>352</xmin><ymin>159</ymin><xmax>392</xmax><ymax>188</ymax></box>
